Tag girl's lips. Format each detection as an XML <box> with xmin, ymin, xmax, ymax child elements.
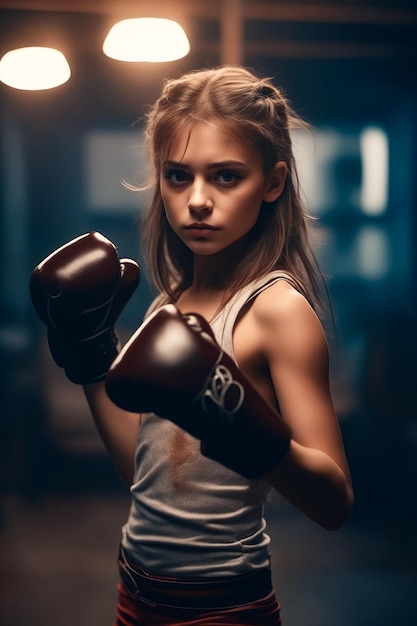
<box><xmin>184</xmin><ymin>223</ymin><xmax>220</xmax><ymax>236</ymax></box>
<box><xmin>185</xmin><ymin>223</ymin><xmax>219</xmax><ymax>230</ymax></box>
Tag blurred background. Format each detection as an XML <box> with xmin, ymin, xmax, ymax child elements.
<box><xmin>0</xmin><ymin>1</ymin><xmax>416</xmax><ymax>625</ymax></box>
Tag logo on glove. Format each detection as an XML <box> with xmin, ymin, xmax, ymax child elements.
<box><xmin>202</xmin><ymin>363</ymin><xmax>245</xmax><ymax>421</ymax></box>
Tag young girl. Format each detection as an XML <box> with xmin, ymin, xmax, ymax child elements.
<box><xmin>30</xmin><ymin>65</ymin><xmax>353</xmax><ymax>625</ymax></box>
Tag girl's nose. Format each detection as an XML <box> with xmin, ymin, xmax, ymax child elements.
<box><xmin>188</xmin><ymin>180</ymin><xmax>213</xmax><ymax>214</ymax></box>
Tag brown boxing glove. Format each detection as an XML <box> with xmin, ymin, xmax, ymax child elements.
<box><xmin>105</xmin><ymin>304</ymin><xmax>291</xmax><ymax>479</ymax></box>
<box><xmin>30</xmin><ymin>232</ymin><xmax>140</xmax><ymax>384</ymax></box>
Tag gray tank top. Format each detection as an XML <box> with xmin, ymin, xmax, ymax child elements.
<box><xmin>121</xmin><ymin>271</ymin><xmax>299</xmax><ymax>577</ymax></box>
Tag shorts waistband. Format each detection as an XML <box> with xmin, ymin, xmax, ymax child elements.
<box><xmin>118</xmin><ymin>545</ymin><xmax>273</xmax><ymax>610</ymax></box>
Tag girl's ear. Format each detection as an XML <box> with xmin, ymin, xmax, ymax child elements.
<box><xmin>263</xmin><ymin>161</ymin><xmax>288</xmax><ymax>202</ymax></box>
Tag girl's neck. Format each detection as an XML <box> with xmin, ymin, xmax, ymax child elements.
<box><xmin>190</xmin><ymin>238</ymin><xmax>247</xmax><ymax>292</ymax></box>
<box><xmin>191</xmin><ymin>262</ymin><xmax>226</xmax><ymax>292</ymax></box>
<box><xmin>175</xmin><ymin>250</ymin><xmax>237</xmax><ymax>321</ymax></box>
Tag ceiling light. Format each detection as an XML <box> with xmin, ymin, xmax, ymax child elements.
<box><xmin>103</xmin><ymin>18</ymin><xmax>190</xmax><ymax>62</ymax></box>
<box><xmin>0</xmin><ymin>47</ymin><xmax>71</xmax><ymax>90</ymax></box>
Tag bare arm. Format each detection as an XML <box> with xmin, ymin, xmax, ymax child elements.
<box><xmin>264</xmin><ymin>440</ymin><xmax>352</xmax><ymax>530</ymax></box>
<box><xmin>83</xmin><ymin>382</ymin><xmax>141</xmax><ymax>487</ymax></box>
<box><xmin>235</xmin><ymin>282</ymin><xmax>353</xmax><ymax>530</ymax></box>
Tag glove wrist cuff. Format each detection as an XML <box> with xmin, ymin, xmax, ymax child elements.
<box><xmin>48</xmin><ymin>327</ymin><xmax>119</xmax><ymax>385</ymax></box>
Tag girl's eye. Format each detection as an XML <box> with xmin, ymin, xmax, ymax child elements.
<box><xmin>164</xmin><ymin>169</ymin><xmax>190</xmax><ymax>184</ymax></box>
<box><xmin>216</xmin><ymin>171</ymin><xmax>240</xmax><ymax>184</ymax></box>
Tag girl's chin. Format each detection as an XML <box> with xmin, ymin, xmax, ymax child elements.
<box><xmin>184</xmin><ymin>240</ymin><xmax>226</xmax><ymax>255</ymax></box>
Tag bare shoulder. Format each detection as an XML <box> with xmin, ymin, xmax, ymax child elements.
<box><xmin>233</xmin><ymin>278</ymin><xmax>329</xmax><ymax>386</ymax></box>
<box><xmin>242</xmin><ymin>280</ymin><xmax>329</xmax><ymax>376</ymax></box>
<box><xmin>252</xmin><ymin>278</ymin><xmax>309</xmax><ymax>318</ymax></box>
<box><xmin>252</xmin><ymin>280</ymin><xmax>324</xmax><ymax>342</ymax></box>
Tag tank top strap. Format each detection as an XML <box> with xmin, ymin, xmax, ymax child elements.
<box><xmin>143</xmin><ymin>293</ymin><xmax>167</xmax><ymax>319</ymax></box>
<box><xmin>210</xmin><ymin>271</ymin><xmax>302</xmax><ymax>362</ymax></box>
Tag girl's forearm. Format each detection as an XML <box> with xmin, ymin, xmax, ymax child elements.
<box><xmin>264</xmin><ymin>440</ymin><xmax>354</xmax><ymax>530</ymax></box>
<box><xmin>83</xmin><ymin>382</ymin><xmax>140</xmax><ymax>487</ymax></box>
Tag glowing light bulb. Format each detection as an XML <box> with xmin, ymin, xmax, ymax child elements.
<box><xmin>103</xmin><ymin>18</ymin><xmax>190</xmax><ymax>62</ymax></box>
<box><xmin>0</xmin><ymin>47</ymin><xmax>71</xmax><ymax>90</ymax></box>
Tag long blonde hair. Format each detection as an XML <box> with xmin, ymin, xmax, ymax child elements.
<box><xmin>141</xmin><ymin>65</ymin><xmax>322</xmax><ymax>311</ymax></box>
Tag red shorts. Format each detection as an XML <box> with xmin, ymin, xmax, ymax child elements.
<box><xmin>114</xmin><ymin>547</ymin><xmax>282</xmax><ymax>625</ymax></box>
<box><xmin>114</xmin><ymin>581</ymin><xmax>282</xmax><ymax>626</ymax></box>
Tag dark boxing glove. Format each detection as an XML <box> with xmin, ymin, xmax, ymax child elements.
<box><xmin>30</xmin><ymin>232</ymin><xmax>140</xmax><ymax>384</ymax></box>
<box><xmin>105</xmin><ymin>304</ymin><xmax>291</xmax><ymax>479</ymax></box>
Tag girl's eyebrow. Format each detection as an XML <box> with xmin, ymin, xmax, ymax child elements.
<box><xmin>163</xmin><ymin>160</ymin><xmax>190</xmax><ymax>169</ymax></box>
<box><xmin>163</xmin><ymin>159</ymin><xmax>248</xmax><ymax>169</ymax></box>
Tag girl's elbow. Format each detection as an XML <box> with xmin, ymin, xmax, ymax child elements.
<box><xmin>339</xmin><ymin>482</ymin><xmax>355</xmax><ymax>528</ymax></box>
<box><xmin>322</xmin><ymin>483</ymin><xmax>354</xmax><ymax>531</ymax></box>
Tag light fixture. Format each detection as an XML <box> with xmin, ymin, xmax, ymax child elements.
<box><xmin>0</xmin><ymin>47</ymin><xmax>71</xmax><ymax>91</ymax></box>
<box><xmin>103</xmin><ymin>18</ymin><xmax>190</xmax><ymax>62</ymax></box>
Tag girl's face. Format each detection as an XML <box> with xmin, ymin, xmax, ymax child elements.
<box><xmin>160</xmin><ymin>121</ymin><xmax>286</xmax><ymax>257</ymax></box>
